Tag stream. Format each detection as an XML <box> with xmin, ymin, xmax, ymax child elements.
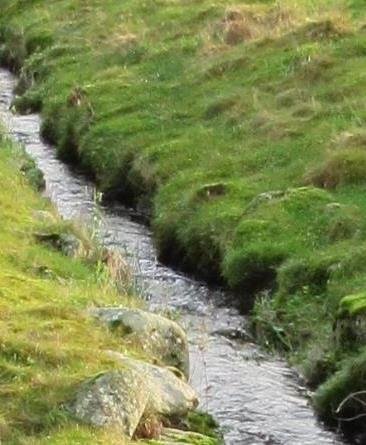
<box><xmin>0</xmin><ymin>68</ymin><xmax>346</xmax><ymax>445</ymax></box>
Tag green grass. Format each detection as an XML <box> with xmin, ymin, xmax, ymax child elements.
<box><xmin>2</xmin><ymin>0</ymin><xmax>366</xmax><ymax>432</ymax></box>
<box><xmin>0</xmin><ymin>135</ymin><xmax>138</xmax><ymax>444</ymax></box>
<box><xmin>0</xmin><ymin>137</ymin><xmax>220</xmax><ymax>445</ymax></box>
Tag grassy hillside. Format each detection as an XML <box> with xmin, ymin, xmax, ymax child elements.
<box><xmin>2</xmin><ymin>0</ymin><xmax>366</xmax><ymax>435</ymax></box>
<box><xmin>0</xmin><ymin>135</ymin><xmax>133</xmax><ymax>443</ymax></box>
<box><xmin>0</xmin><ymin>137</ymin><xmax>219</xmax><ymax>445</ymax></box>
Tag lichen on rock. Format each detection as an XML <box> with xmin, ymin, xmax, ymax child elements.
<box><xmin>90</xmin><ymin>307</ymin><xmax>190</xmax><ymax>378</ymax></box>
<box><xmin>106</xmin><ymin>352</ymin><xmax>198</xmax><ymax>416</ymax></box>
<box><xmin>69</xmin><ymin>368</ymin><xmax>148</xmax><ymax>437</ymax></box>
<box><xmin>70</xmin><ymin>353</ymin><xmax>198</xmax><ymax>438</ymax></box>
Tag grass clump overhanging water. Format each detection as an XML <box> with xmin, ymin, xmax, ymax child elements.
<box><xmin>0</xmin><ymin>135</ymin><xmax>135</xmax><ymax>444</ymax></box>
<box><xmin>2</xmin><ymin>0</ymin><xmax>366</xmax><ymax>434</ymax></box>
<box><xmin>0</xmin><ymin>136</ymin><xmax>221</xmax><ymax>445</ymax></box>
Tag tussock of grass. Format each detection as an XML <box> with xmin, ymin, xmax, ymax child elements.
<box><xmin>314</xmin><ymin>349</ymin><xmax>366</xmax><ymax>438</ymax></box>
<box><xmin>212</xmin><ymin>3</ymin><xmax>296</xmax><ymax>46</ymax></box>
<box><xmin>306</xmin><ymin>149</ymin><xmax>366</xmax><ymax>188</ymax></box>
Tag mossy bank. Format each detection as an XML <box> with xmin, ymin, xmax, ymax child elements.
<box><xmin>2</xmin><ymin>0</ymin><xmax>366</xmax><ymax>438</ymax></box>
<box><xmin>0</xmin><ymin>134</ymin><xmax>221</xmax><ymax>444</ymax></box>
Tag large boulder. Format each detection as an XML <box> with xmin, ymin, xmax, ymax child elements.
<box><xmin>70</xmin><ymin>367</ymin><xmax>148</xmax><ymax>437</ymax></box>
<box><xmin>106</xmin><ymin>352</ymin><xmax>198</xmax><ymax>416</ymax></box>
<box><xmin>70</xmin><ymin>354</ymin><xmax>198</xmax><ymax>438</ymax></box>
<box><xmin>90</xmin><ymin>307</ymin><xmax>189</xmax><ymax>378</ymax></box>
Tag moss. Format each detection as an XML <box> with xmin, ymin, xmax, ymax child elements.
<box><xmin>223</xmin><ymin>241</ymin><xmax>287</xmax><ymax>295</ymax></box>
<box><xmin>338</xmin><ymin>292</ymin><xmax>366</xmax><ymax>317</ymax></box>
<box><xmin>145</xmin><ymin>428</ymin><xmax>222</xmax><ymax>445</ymax></box>
<box><xmin>183</xmin><ymin>411</ymin><xmax>222</xmax><ymax>441</ymax></box>
<box><xmin>153</xmin><ymin>410</ymin><xmax>224</xmax><ymax>445</ymax></box>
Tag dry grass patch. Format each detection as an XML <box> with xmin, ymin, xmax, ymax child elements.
<box><xmin>275</xmin><ymin>88</ymin><xmax>307</xmax><ymax>107</ymax></box>
<box><xmin>333</xmin><ymin>128</ymin><xmax>366</xmax><ymax>150</ymax></box>
<box><xmin>203</xmin><ymin>1</ymin><xmax>353</xmax><ymax>55</ymax></box>
<box><xmin>305</xmin><ymin>149</ymin><xmax>366</xmax><ymax>189</ymax></box>
<box><xmin>216</xmin><ymin>4</ymin><xmax>296</xmax><ymax>46</ymax></box>
<box><xmin>295</xmin><ymin>17</ymin><xmax>350</xmax><ymax>42</ymax></box>
<box><xmin>107</xmin><ymin>30</ymin><xmax>139</xmax><ymax>53</ymax></box>
<box><xmin>250</xmin><ymin>109</ymin><xmax>298</xmax><ymax>139</ymax></box>
<box><xmin>291</xmin><ymin>98</ymin><xmax>322</xmax><ymax>120</ymax></box>
<box><xmin>296</xmin><ymin>53</ymin><xmax>336</xmax><ymax>82</ymax></box>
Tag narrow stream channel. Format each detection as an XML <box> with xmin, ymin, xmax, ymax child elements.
<box><xmin>0</xmin><ymin>68</ymin><xmax>346</xmax><ymax>445</ymax></box>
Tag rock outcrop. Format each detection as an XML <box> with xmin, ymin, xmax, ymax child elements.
<box><xmin>70</xmin><ymin>353</ymin><xmax>198</xmax><ymax>438</ymax></box>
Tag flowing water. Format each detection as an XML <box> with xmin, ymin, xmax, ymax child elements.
<box><xmin>0</xmin><ymin>68</ymin><xmax>346</xmax><ymax>445</ymax></box>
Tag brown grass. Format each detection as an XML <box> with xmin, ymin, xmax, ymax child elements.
<box><xmin>213</xmin><ymin>3</ymin><xmax>296</xmax><ymax>47</ymax></box>
<box><xmin>205</xmin><ymin>1</ymin><xmax>352</xmax><ymax>53</ymax></box>
<box><xmin>305</xmin><ymin>149</ymin><xmax>366</xmax><ymax>189</ymax></box>
<box><xmin>105</xmin><ymin>29</ymin><xmax>139</xmax><ymax>58</ymax></box>
<box><xmin>102</xmin><ymin>249</ymin><xmax>132</xmax><ymax>285</ymax></box>
<box><xmin>298</xmin><ymin>54</ymin><xmax>335</xmax><ymax>81</ymax></box>
<box><xmin>276</xmin><ymin>88</ymin><xmax>307</xmax><ymax>107</ymax></box>
<box><xmin>333</xmin><ymin>129</ymin><xmax>366</xmax><ymax>150</ymax></box>
<box><xmin>297</xmin><ymin>18</ymin><xmax>349</xmax><ymax>41</ymax></box>
<box><xmin>134</xmin><ymin>413</ymin><xmax>163</xmax><ymax>440</ymax></box>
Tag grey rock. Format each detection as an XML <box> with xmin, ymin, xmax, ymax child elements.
<box><xmin>90</xmin><ymin>307</ymin><xmax>189</xmax><ymax>378</ymax></box>
<box><xmin>195</xmin><ymin>183</ymin><xmax>227</xmax><ymax>201</ymax></box>
<box><xmin>59</xmin><ymin>233</ymin><xmax>83</xmax><ymax>256</ymax></box>
<box><xmin>245</xmin><ymin>190</ymin><xmax>285</xmax><ymax>213</ymax></box>
<box><xmin>70</xmin><ymin>368</ymin><xmax>148</xmax><ymax>437</ymax></box>
<box><xmin>71</xmin><ymin>354</ymin><xmax>199</xmax><ymax>437</ymax></box>
<box><xmin>106</xmin><ymin>352</ymin><xmax>199</xmax><ymax>416</ymax></box>
<box><xmin>213</xmin><ymin>327</ymin><xmax>252</xmax><ymax>342</ymax></box>
<box><xmin>34</xmin><ymin>231</ymin><xmax>82</xmax><ymax>257</ymax></box>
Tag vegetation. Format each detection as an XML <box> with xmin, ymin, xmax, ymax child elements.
<box><xmin>2</xmin><ymin>0</ymin><xmax>366</xmax><ymax>436</ymax></box>
<box><xmin>0</xmin><ymin>135</ymin><xmax>220</xmax><ymax>444</ymax></box>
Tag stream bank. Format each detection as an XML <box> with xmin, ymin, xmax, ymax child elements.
<box><xmin>0</xmin><ymin>78</ymin><xmax>221</xmax><ymax>445</ymax></box>
<box><xmin>3</xmin><ymin>2</ymin><xmax>366</xmax><ymax>436</ymax></box>
<box><xmin>0</xmin><ymin>67</ymin><xmax>346</xmax><ymax>444</ymax></box>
